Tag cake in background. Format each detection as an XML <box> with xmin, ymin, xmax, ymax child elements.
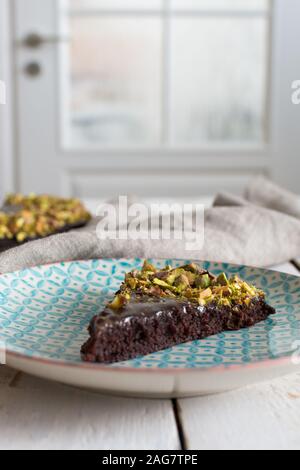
<box><xmin>0</xmin><ymin>193</ymin><xmax>91</xmax><ymax>252</ymax></box>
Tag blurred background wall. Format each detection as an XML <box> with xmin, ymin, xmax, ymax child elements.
<box><xmin>0</xmin><ymin>0</ymin><xmax>299</xmax><ymax>201</ymax></box>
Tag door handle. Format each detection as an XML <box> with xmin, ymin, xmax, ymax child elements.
<box><xmin>24</xmin><ymin>62</ymin><xmax>42</xmax><ymax>78</ymax></box>
<box><xmin>20</xmin><ymin>32</ymin><xmax>70</xmax><ymax>49</ymax></box>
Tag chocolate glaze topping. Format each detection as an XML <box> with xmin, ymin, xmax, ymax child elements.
<box><xmin>81</xmin><ymin>288</ymin><xmax>275</xmax><ymax>364</ymax></box>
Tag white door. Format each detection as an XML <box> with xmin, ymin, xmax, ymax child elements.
<box><xmin>13</xmin><ymin>0</ymin><xmax>300</xmax><ymax>198</ymax></box>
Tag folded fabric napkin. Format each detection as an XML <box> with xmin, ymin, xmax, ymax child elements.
<box><xmin>1</xmin><ymin>176</ymin><xmax>300</xmax><ymax>273</ymax></box>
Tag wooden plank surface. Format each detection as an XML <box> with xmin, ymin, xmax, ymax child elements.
<box><xmin>0</xmin><ymin>375</ymin><xmax>180</xmax><ymax>450</ymax></box>
<box><xmin>178</xmin><ymin>374</ymin><xmax>300</xmax><ymax>450</ymax></box>
<box><xmin>178</xmin><ymin>262</ymin><xmax>300</xmax><ymax>450</ymax></box>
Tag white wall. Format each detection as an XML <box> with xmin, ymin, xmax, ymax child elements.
<box><xmin>0</xmin><ymin>0</ymin><xmax>15</xmax><ymax>200</ymax></box>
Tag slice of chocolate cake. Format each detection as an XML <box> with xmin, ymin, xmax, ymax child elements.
<box><xmin>81</xmin><ymin>261</ymin><xmax>275</xmax><ymax>364</ymax></box>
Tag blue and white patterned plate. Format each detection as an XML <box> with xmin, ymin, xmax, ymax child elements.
<box><xmin>1</xmin><ymin>258</ymin><xmax>300</xmax><ymax>397</ymax></box>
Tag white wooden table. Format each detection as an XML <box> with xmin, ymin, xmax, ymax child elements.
<box><xmin>1</xmin><ymin>199</ymin><xmax>300</xmax><ymax>450</ymax></box>
<box><xmin>1</xmin><ymin>262</ymin><xmax>299</xmax><ymax>450</ymax></box>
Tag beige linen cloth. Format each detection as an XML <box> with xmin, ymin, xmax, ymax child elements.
<box><xmin>1</xmin><ymin>176</ymin><xmax>300</xmax><ymax>273</ymax></box>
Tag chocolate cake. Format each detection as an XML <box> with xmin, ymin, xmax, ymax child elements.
<box><xmin>81</xmin><ymin>261</ymin><xmax>275</xmax><ymax>364</ymax></box>
<box><xmin>0</xmin><ymin>193</ymin><xmax>91</xmax><ymax>252</ymax></box>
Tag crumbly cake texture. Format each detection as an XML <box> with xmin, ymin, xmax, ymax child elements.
<box><xmin>81</xmin><ymin>261</ymin><xmax>275</xmax><ymax>364</ymax></box>
<box><xmin>0</xmin><ymin>193</ymin><xmax>91</xmax><ymax>249</ymax></box>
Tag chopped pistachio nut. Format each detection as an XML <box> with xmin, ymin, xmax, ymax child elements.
<box><xmin>195</xmin><ymin>273</ymin><xmax>211</xmax><ymax>289</ymax></box>
<box><xmin>108</xmin><ymin>293</ymin><xmax>130</xmax><ymax>310</ymax></box>
<box><xmin>215</xmin><ymin>272</ymin><xmax>229</xmax><ymax>286</ymax></box>
<box><xmin>0</xmin><ymin>193</ymin><xmax>91</xmax><ymax>243</ymax></box>
<box><xmin>142</xmin><ymin>260</ymin><xmax>157</xmax><ymax>273</ymax></box>
<box><xmin>153</xmin><ymin>278</ymin><xmax>170</xmax><ymax>288</ymax></box>
<box><xmin>174</xmin><ymin>274</ymin><xmax>190</xmax><ymax>292</ymax></box>
<box><xmin>107</xmin><ymin>261</ymin><xmax>265</xmax><ymax>310</ymax></box>
<box><xmin>199</xmin><ymin>288</ymin><xmax>212</xmax><ymax>299</ymax></box>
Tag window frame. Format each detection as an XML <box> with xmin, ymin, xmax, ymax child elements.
<box><xmin>63</xmin><ymin>0</ymin><xmax>273</xmax><ymax>152</ymax></box>
<box><xmin>11</xmin><ymin>0</ymin><xmax>300</xmax><ymax>196</ymax></box>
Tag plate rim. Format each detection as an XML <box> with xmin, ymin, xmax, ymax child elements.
<box><xmin>1</xmin><ymin>257</ymin><xmax>299</xmax><ymax>376</ymax></box>
<box><xmin>5</xmin><ymin>349</ymin><xmax>294</xmax><ymax>376</ymax></box>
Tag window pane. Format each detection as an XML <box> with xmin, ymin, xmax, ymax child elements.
<box><xmin>171</xmin><ymin>0</ymin><xmax>269</xmax><ymax>11</ymax></box>
<box><xmin>71</xmin><ymin>0</ymin><xmax>162</xmax><ymax>10</ymax></box>
<box><xmin>170</xmin><ymin>18</ymin><xmax>268</xmax><ymax>144</ymax></box>
<box><xmin>67</xmin><ymin>17</ymin><xmax>162</xmax><ymax>146</ymax></box>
